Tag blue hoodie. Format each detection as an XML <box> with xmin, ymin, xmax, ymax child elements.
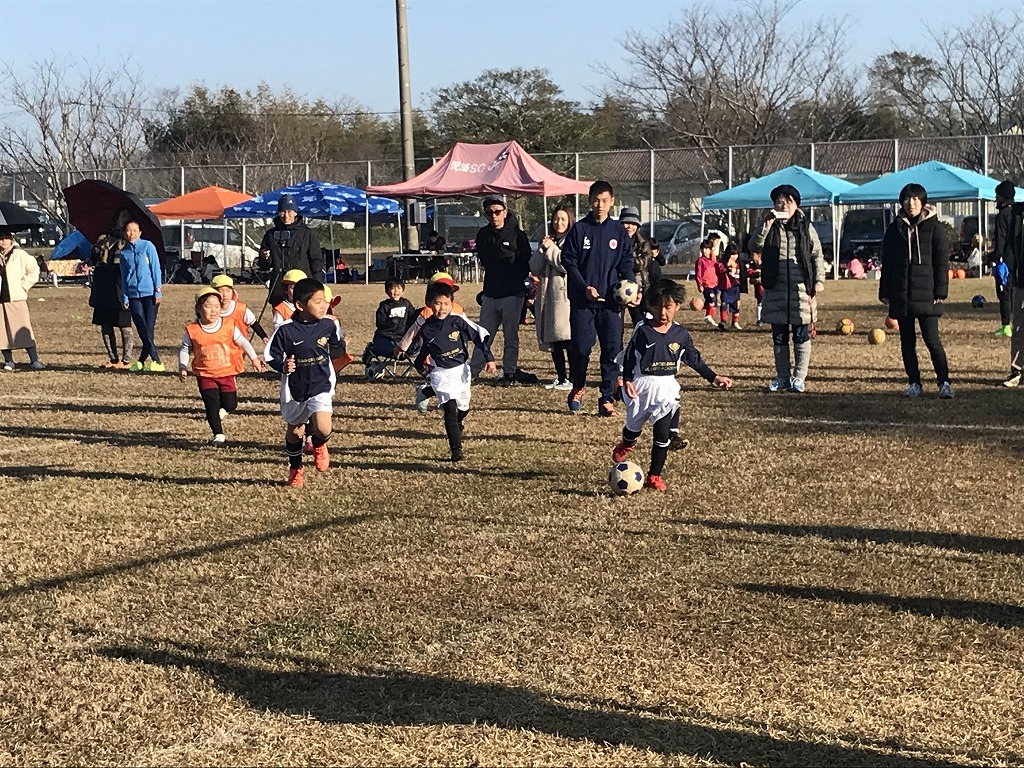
<box><xmin>559</xmin><ymin>212</ymin><xmax>635</xmax><ymax>306</ymax></box>
<box><xmin>119</xmin><ymin>239</ymin><xmax>162</xmax><ymax>305</ymax></box>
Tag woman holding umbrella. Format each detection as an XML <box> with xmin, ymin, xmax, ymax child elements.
<box><xmin>89</xmin><ymin>210</ymin><xmax>134</xmax><ymax>368</ymax></box>
<box><xmin>0</xmin><ymin>228</ymin><xmax>45</xmax><ymax>371</ymax></box>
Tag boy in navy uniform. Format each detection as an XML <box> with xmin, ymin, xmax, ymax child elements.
<box><xmin>264</xmin><ymin>277</ymin><xmax>344</xmax><ymax>488</ymax></box>
<box><xmin>560</xmin><ymin>180</ymin><xmax>637</xmax><ymax>417</ymax></box>
<box><xmin>414</xmin><ymin>281</ymin><xmax>495</xmax><ymax>462</ymax></box>
<box><xmin>612</xmin><ymin>280</ymin><xmax>732</xmax><ymax>490</ymax></box>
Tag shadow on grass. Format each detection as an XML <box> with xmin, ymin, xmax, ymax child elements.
<box><xmin>7</xmin><ymin>401</ymin><xmax>283</xmax><ymax>419</ymax></box>
<box><xmin>94</xmin><ymin>645</ymin><xmax>972</xmax><ymax>767</ymax></box>
<box><xmin>0</xmin><ymin>464</ymin><xmax>281</xmax><ymax>487</ymax></box>
<box><xmin>672</xmin><ymin>517</ymin><xmax>1024</xmax><ymax>556</ymax></box>
<box><xmin>0</xmin><ymin>512</ymin><xmax>372</xmax><ymax>599</ymax></box>
<box><xmin>0</xmin><ymin>425</ymin><xmax>275</xmax><ymax>452</ymax></box>
<box><xmin>740</xmin><ymin>583</ymin><xmax>1024</xmax><ymax>629</ymax></box>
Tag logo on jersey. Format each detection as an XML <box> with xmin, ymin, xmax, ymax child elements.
<box><xmin>609</xmin><ymin>239</ymin><xmax>618</xmax><ymax>249</ymax></box>
<box><xmin>582</xmin><ymin>236</ymin><xmax>591</xmax><ymax>250</ymax></box>
<box><xmin>668</xmin><ymin>342</ymin><xmax>680</xmax><ymax>353</ymax></box>
<box><xmin>448</xmin><ymin>330</ymin><xmax>460</xmax><ymax>341</ymax></box>
<box><xmin>317</xmin><ymin>336</ymin><xmax>329</xmax><ymax>347</ymax></box>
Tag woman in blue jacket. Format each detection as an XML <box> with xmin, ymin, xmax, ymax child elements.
<box><xmin>119</xmin><ymin>220</ymin><xmax>164</xmax><ymax>371</ymax></box>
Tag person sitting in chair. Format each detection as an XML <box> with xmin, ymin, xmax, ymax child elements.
<box><xmin>369</xmin><ymin>277</ymin><xmax>417</xmax><ymax>358</ymax></box>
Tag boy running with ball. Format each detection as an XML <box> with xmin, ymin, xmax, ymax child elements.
<box><xmin>612</xmin><ymin>280</ymin><xmax>733</xmax><ymax>490</ymax></box>
<box><xmin>264</xmin><ymin>278</ymin><xmax>344</xmax><ymax>487</ymax></box>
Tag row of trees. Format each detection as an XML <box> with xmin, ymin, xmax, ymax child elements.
<box><xmin>4</xmin><ymin>1</ymin><xmax>1024</xmax><ymax>224</ymax></box>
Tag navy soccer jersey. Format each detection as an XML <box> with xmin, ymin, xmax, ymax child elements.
<box><xmin>264</xmin><ymin>316</ymin><xmax>343</xmax><ymax>401</ymax></box>
<box><xmin>622</xmin><ymin>322</ymin><xmax>716</xmax><ymax>383</ymax></box>
<box><xmin>415</xmin><ymin>313</ymin><xmax>492</xmax><ymax>370</ymax></box>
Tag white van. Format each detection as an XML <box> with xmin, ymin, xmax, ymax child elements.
<box><xmin>161</xmin><ymin>223</ymin><xmax>261</xmax><ymax>274</ymax></box>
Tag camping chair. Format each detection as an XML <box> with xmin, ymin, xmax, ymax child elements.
<box><xmin>361</xmin><ymin>338</ymin><xmax>418</xmax><ymax>381</ymax></box>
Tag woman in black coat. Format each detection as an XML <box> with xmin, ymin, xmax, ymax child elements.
<box><xmin>88</xmin><ymin>211</ymin><xmax>135</xmax><ymax>368</ymax></box>
<box><xmin>879</xmin><ymin>183</ymin><xmax>953</xmax><ymax>398</ymax></box>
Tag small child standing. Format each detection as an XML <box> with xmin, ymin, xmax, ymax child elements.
<box><xmin>746</xmin><ymin>246</ymin><xmax>765</xmax><ymax>327</ymax></box>
<box><xmin>414</xmin><ymin>281</ymin><xmax>495</xmax><ymax>462</ymax></box>
<box><xmin>694</xmin><ymin>240</ymin><xmax>719</xmax><ymax>326</ymax></box>
<box><xmin>212</xmin><ymin>274</ymin><xmax>269</xmax><ymax>346</ymax></box>
<box><xmin>716</xmin><ymin>245</ymin><xmax>743</xmax><ymax>331</ymax></box>
<box><xmin>272</xmin><ymin>269</ymin><xmax>308</xmax><ymax>330</ymax></box>
<box><xmin>612</xmin><ymin>280</ymin><xmax>732</xmax><ymax>491</ymax></box>
<box><xmin>178</xmin><ymin>287</ymin><xmax>264</xmax><ymax>445</ymax></box>
<box><xmin>264</xmin><ymin>278</ymin><xmax>344</xmax><ymax>487</ymax></box>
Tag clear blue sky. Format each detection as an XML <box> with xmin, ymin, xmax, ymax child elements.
<box><xmin>7</xmin><ymin>0</ymin><xmax>1013</xmax><ymax>115</ymax></box>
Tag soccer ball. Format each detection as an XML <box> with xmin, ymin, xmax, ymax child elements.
<box><xmin>868</xmin><ymin>328</ymin><xmax>886</xmax><ymax>345</ymax></box>
<box><xmin>613</xmin><ymin>279</ymin><xmax>640</xmax><ymax>305</ymax></box>
<box><xmin>885</xmin><ymin>316</ymin><xmax>899</xmax><ymax>331</ymax></box>
<box><xmin>836</xmin><ymin>318</ymin><xmax>855</xmax><ymax>335</ymax></box>
<box><xmin>608</xmin><ymin>461</ymin><xmax>644</xmax><ymax>495</ymax></box>
<box><xmin>971</xmin><ymin>294</ymin><xmax>986</xmax><ymax>308</ymax></box>
<box><xmin>689</xmin><ymin>296</ymin><xmax>704</xmax><ymax>312</ymax></box>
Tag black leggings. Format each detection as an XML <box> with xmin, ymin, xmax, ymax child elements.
<box><xmin>996</xmin><ymin>280</ymin><xmax>1012</xmax><ymax>326</ymax></box>
<box><xmin>622</xmin><ymin>413</ymin><xmax>673</xmax><ymax>476</ymax></box>
<box><xmin>550</xmin><ymin>340</ymin><xmax>569</xmax><ymax>382</ymax></box>
<box><xmin>899</xmin><ymin>315</ymin><xmax>949</xmax><ymax>385</ymax></box>
<box><xmin>442</xmin><ymin>400</ymin><xmax>468</xmax><ymax>454</ymax></box>
<box><xmin>199</xmin><ymin>387</ymin><xmax>238</xmax><ymax>435</ymax></box>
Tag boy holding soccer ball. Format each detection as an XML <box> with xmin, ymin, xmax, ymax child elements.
<box><xmin>612</xmin><ymin>280</ymin><xmax>733</xmax><ymax>490</ymax></box>
<box><xmin>264</xmin><ymin>278</ymin><xmax>345</xmax><ymax>488</ymax></box>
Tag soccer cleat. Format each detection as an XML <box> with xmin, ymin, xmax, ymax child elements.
<box><xmin>218</xmin><ymin>408</ymin><xmax>229</xmax><ymax>422</ymax></box>
<box><xmin>598</xmin><ymin>401</ymin><xmax>616</xmax><ymax>418</ymax></box>
<box><xmin>129</xmin><ymin>361</ymin><xmax>144</xmax><ymax>372</ymax></box>
<box><xmin>144</xmin><ymin>361</ymin><xmax>165</xmax><ymax>372</ymax></box>
<box><xmin>718</xmin><ymin>322</ymin><xmax>728</xmax><ymax>331</ymax></box>
<box><xmin>209</xmin><ymin>433</ymin><xmax>226</xmax><ymax>446</ymax></box>
<box><xmin>668</xmin><ymin>435</ymin><xmax>690</xmax><ymax>451</ymax></box>
<box><xmin>314</xmin><ymin>443</ymin><xmax>330</xmax><ymax>472</ymax></box>
<box><xmin>995</xmin><ymin>325</ymin><xmax>1013</xmax><ymax>337</ymax></box>
<box><xmin>645</xmin><ymin>474</ymin><xmax>668</xmax><ymax>491</ymax></box>
<box><xmin>789</xmin><ymin>378</ymin><xmax>806</xmax><ymax>393</ymax></box>
<box><xmin>903</xmin><ymin>382</ymin><xmax>923</xmax><ymax>398</ymax></box>
<box><xmin>767</xmin><ymin>378</ymin><xmax>788</xmax><ymax>392</ymax></box>
<box><xmin>732</xmin><ymin>321</ymin><xmax>743</xmax><ymax>331</ymax></box>
<box><xmin>103</xmin><ymin>360</ymin><xmax>119</xmax><ymax>369</ymax></box>
<box><xmin>611</xmin><ymin>441</ymin><xmax>634</xmax><ymax>463</ymax></box>
<box><xmin>286</xmin><ymin>467</ymin><xmax>305</xmax><ymax>488</ymax></box>
<box><xmin>450</xmin><ymin>449</ymin><xmax>464</xmax><ymax>463</ymax></box>
<box><xmin>703</xmin><ymin>315</ymin><xmax>716</xmax><ymax>326</ymax></box>
<box><xmin>938</xmin><ymin>381</ymin><xmax>954</xmax><ymax>399</ymax></box>
<box><xmin>567</xmin><ymin>387</ymin><xmax>585</xmax><ymax>413</ymax></box>
<box><xmin>414</xmin><ymin>384</ymin><xmax>431</xmax><ymax>413</ymax></box>
<box><xmin>1003</xmin><ymin>370</ymin><xmax>1022</xmax><ymax>388</ymax></box>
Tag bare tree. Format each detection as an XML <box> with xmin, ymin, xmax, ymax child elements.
<box><xmin>0</xmin><ymin>57</ymin><xmax>149</xmax><ymax>226</ymax></box>
<box><xmin>612</xmin><ymin>0</ymin><xmax>854</xmax><ymax>186</ymax></box>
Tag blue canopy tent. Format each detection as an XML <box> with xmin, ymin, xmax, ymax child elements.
<box><xmin>223</xmin><ymin>179</ymin><xmax>402</xmax><ymax>283</ymax></box>
<box><xmin>836</xmin><ymin>160</ymin><xmax>1024</xmax><ymax>204</ymax></box>
<box><xmin>702</xmin><ymin>165</ymin><xmax>858</xmax><ymax>280</ymax></box>
<box><xmin>50</xmin><ymin>230</ymin><xmax>92</xmax><ymax>260</ymax></box>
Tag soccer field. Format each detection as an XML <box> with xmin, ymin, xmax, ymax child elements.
<box><xmin>1</xmin><ymin>277</ymin><xmax>1021</xmax><ymax>765</ymax></box>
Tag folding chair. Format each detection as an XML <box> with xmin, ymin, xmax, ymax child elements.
<box><xmin>361</xmin><ymin>340</ymin><xmax>418</xmax><ymax>381</ymax></box>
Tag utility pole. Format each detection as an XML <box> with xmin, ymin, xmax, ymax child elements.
<box><xmin>396</xmin><ymin>0</ymin><xmax>419</xmax><ymax>250</ymax></box>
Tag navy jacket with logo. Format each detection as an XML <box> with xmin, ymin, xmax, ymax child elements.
<box><xmin>622</xmin><ymin>322</ymin><xmax>716</xmax><ymax>384</ymax></box>
<box><xmin>560</xmin><ymin>212</ymin><xmax>635</xmax><ymax>306</ymax></box>
<box><xmin>264</xmin><ymin>315</ymin><xmax>342</xmax><ymax>401</ymax></box>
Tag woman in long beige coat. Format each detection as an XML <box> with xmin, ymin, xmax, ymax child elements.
<box><xmin>529</xmin><ymin>205</ymin><xmax>574</xmax><ymax>389</ymax></box>
<box><xmin>0</xmin><ymin>230</ymin><xmax>44</xmax><ymax>371</ymax></box>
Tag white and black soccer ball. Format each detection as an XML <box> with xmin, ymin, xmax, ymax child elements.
<box><xmin>613</xmin><ymin>279</ymin><xmax>640</xmax><ymax>305</ymax></box>
<box><xmin>609</xmin><ymin>461</ymin><xmax>644</xmax><ymax>495</ymax></box>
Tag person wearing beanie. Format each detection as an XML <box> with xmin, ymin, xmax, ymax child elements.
<box><xmin>256</xmin><ymin>193</ymin><xmax>324</xmax><ymax>306</ymax></box>
<box><xmin>992</xmin><ymin>178</ymin><xmax>1024</xmax><ymax>385</ymax></box>
<box><xmin>755</xmin><ymin>183</ymin><xmax>826</xmax><ymax>393</ymax></box>
<box><xmin>619</xmin><ymin>206</ymin><xmax>662</xmax><ymax>327</ymax></box>
<box><xmin>470</xmin><ymin>194</ymin><xmax>532</xmax><ymax>385</ymax></box>
<box><xmin>879</xmin><ymin>183</ymin><xmax>953</xmax><ymax>399</ymax></box>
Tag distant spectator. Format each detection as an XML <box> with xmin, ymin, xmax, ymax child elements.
<box><xmin>531</xmin><ymin>204</ymin><xmax>574</xmax><ymax>390</ymax></box>
<box><xmin>257</xmin><ymin>194</ymin><xmax>324</xmax><ymax>306</ymax></box>
<box><xmin>424</xmin><ymin>230</ymin><xmax>446</xmax><ymax>252</ymax></box>
<box><xmin>966</xmin><ymin>234</ymin><xmax>984</xmax><ymax>278</ymax></box>
<box><xmin>619</xmin><ymin>206</ymin><xmax>662</xmax><ymax>326</ymax></box>
<box><xmin>0</xmin><ymin>229</ymin><xmax>44</xmax><ymax>371</ymax></box>
<box><xmin>992</xmin><ymin>178</ymin><xmax>1024</xmax><ymax>385</ymax></box>
<box><xmin>89</xmin><ymin>210</ymin><xmax>134</xmax><ymax>368</ymax></box>
<box><xmin>119</xmin><ymin>220</ymin><xmax>164</xmax><ymax>372</ymax></box>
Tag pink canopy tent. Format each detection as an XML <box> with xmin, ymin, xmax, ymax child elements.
<box><xmin>366</xmin><ymin>140</ymin><xmax>591</xmax><ymax>197</ymax></box>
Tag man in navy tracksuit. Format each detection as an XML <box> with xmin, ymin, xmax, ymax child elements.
<box><xmin>560</xmin><ymin>180</ymin><xmax>636</xmax><ymax>416</ymax></box>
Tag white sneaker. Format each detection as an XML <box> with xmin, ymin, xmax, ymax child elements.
<box><xmin>553</xmin><ymin>380</ymin><xmax>573</xmax><ymax>391</ymax></box>
<box><xmin>903</xmin><ymin>383</ymin><xmax>923</xmax><ymax>397</ymax></box>
<box><xmin>218</xmin><ymin>408</ymin><xmax>229</xmax><ymax>421</ymax></box>
<box><xmin>767</xmin><ymin>378</ymin><xmax>788</xmax><ymax>392</ymax></box>
<box><xmin>1</xmin><ymin>362</ymin><xmax>13</xmax><ymax>372</ymax></box>
<box><xmin>414</xmin><ymin>384</ymin><xmax>431</xmax><ymax>413</ymax></box>
<box><xmin>938</xmin><ymin>381</ymin><xmax>954</xmax><ymax>399</ymax></box>
<box><xmin>209</xmin><ymin>434</ymin><xmax>226</xmax><ymax>446</ymax></box>
<box><xmin>544</xmin><ymin>379</ymin><xmax>562</xmax><ymax>389</ymax></box>
<box><xmin>703</xmin><ymin>315</ymin><xmax>716</xmax><ymax>326</ymax></box>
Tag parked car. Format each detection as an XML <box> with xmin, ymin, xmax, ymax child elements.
<box><xmin>663</xmin><ymin>220</ymin><xmax>702</xmax><ymax>265</ymax></box>
<box><xmin>161</xmin><ymin>223</ymin><xmax>260</xmax><ymax>275</ymax></box>
<box><xmin>839</xmin><ymin>208</ymin><xmax>892</xmax><ymax>267</ymax></box>
<box><xmin>15</xmin><ymin>208</ymin><xmax>63</xmax><ymax>248</ymax></box>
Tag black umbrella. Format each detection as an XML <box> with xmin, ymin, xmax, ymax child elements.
<box><xmin>0</xmin><ymin>201</ymin><xmax>42</xmax><ymax>232</ymax></box>
<box><xmin>62</xmin><ymin>180</ymin><xmax>166</xmax><ymax>265</ymax></box>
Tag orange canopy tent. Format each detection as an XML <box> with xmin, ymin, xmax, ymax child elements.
<box><xmin>149</xmin><ymin>185</ymin><xmax>253</xmax><ymax>220</ymax></box>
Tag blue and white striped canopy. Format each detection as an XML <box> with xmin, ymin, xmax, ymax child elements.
<box><xmin>222</xmin><ymin>179</ymin><xmax>401</xmax><ymax>221</ymax></box>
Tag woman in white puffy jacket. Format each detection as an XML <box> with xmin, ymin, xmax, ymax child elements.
<box><xmin>0</xmin><ymin>229</ymin><xmax>44</xmax><ymax>370</ymax></box>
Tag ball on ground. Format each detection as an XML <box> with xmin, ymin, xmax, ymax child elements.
<box><xmin>971</xmin><ymin>294</ymin><xmax>986</xmax><ymax>308</ymax></box>
<box><xmin>837</xmin><ymin>318</ymin><xmax>855</xmax><ymax>335</ymax></box>
<box><xmin>868</xmin><ymin>328</ymin><xmax>886</xmax><ymax>345</ymax></box>
<box><xmin>689</xmin><ymin>296</ymin><xmax>704</xmax><ymax>312</ymax></box>
<box><xmin>609</xmin><ymin>461</ymin><xmax>644</xmax><ymax>495</ymax></box>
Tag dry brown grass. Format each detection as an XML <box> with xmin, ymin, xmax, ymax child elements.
<box><xmin>1</xmin><ymin>276</ymin><xmax>1022</xmax><ymax>766</ymax></box>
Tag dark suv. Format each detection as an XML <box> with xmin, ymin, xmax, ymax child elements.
<box><xmin>839</xmin><ymin>208</ymin><xmax>892</xmax><ymax>266</ymax></box>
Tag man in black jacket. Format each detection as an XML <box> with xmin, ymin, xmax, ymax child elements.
<box><xmin>257</xmin><ymin>194</ymin><xmax>325</xmax><ymax>306</ymax></box>
<box><xmin>470</xmin><ymin>195</ymin><xmax>532</xmax><ymax>384</ymax></box>
<box><xmin>993</xmin><ymin>180</ymin><xmax>1024</xmax><ymax>387</ymax></box>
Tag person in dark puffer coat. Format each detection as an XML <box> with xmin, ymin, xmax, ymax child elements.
<box><xmin>879</xmin><ymin>182</ymin><xmax>953</xmax><ymax>399</ymax></box>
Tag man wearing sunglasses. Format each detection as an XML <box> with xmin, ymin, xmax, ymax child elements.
<box><xmin>471</xmin><ymin>194</ymin><xmax>532</xmax><ymax>385</ymax></box>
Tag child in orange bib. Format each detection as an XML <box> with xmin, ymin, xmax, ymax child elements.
<box><xmin>179</xmin><ymin>287</ymin><xmax>264</xmax><ymax>445</ymax></box>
